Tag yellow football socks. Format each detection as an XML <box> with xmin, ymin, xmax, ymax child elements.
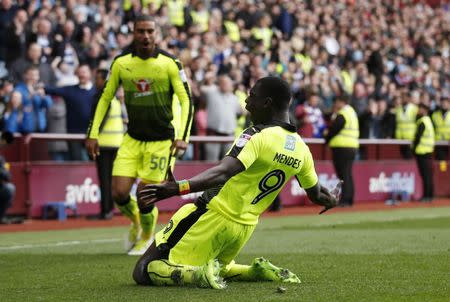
<box><xmin>140</xmin><ymin>206</ymin><xmax>159</xmax><ymax>240</ymax></box>
<box><xmin>117</xmin><ymin>195</ymin><xmax>140</xmax><ymax>226</ymax></box>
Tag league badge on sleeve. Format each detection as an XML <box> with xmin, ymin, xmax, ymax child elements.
<box><xmin>236</xmin><ymin>133</ymin><xmax>252</xmax><ymax>148</ymax></box>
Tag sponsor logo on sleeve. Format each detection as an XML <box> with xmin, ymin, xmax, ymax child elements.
<box><xmin>236</xmin><ymin>133</ymin><xmax>252</xmax><ymax>148</ymax></box>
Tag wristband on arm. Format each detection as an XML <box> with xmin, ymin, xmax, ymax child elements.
<box><xmin>177</xmin><ymin>179</ymin><xmax>190</xmax><ymax>195</ymax></box>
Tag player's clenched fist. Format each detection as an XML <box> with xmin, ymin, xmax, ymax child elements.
<box><xmin>85</xmin><ymin>138</ymin><xmax>100</xmax><ymax>160</ymax></box>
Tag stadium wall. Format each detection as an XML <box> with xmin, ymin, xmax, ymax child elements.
<box><xmin>6</xmin><ymin>160</ymin><xmax>450</xmax><ymax>218</ymax></box>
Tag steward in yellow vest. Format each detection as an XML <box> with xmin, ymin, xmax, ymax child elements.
<box><xmin>251</xmin><ymin>14</ymin><xmax>273</xmax><ymax>51</ymax></box>
<box><xmin>412</xmin><ymin>103</ymin><xmax>435</xmax><ymax>202</ymax></box>
<box><xmin>325</xmin><ymin>95</ymin><xmax>359</xmax><ymax>206</ymax></box>
<box><xmin>98</xmin><ymin>97</ymin><xmax>124</xmax><ymax>148</ymax></box>
<box><xmin>87</xmin><ymin>69</ymin><xmax>125</xmax><ymax>220</ymax></box>
<box><xmin>431</xmin><ymin>98</ymin><xmax>450</xmax><ymax>141</ymax></box>
<box><xmin>223</xmin><ymin>11</ymin><xmax>240</xmax><ymax>42</ymax></box>
<box><xmin>395</xmin><ymin>102</ymin><xmax>418</xmax><ymax>141</ymax></box>
<box><xmin>431</xmin><ymin>98</ymin><xmax>450</xmax><ymax>160</ymax></box>
<box><xmin>328</xmin><ymin>104</ymin><xmax>360</xmax><ymax>149</ymax></box>
<box><xmin>167</xmin><ymin>0</ymin><xmax>185</xmax><ymax>27</ymax></box>
<box><xmin>190</xmin><ymin>3</ymin><xmax>209</xmax><ymax>33</ymax></box>
<box><xmin>224</xmin><ymin>20</ymin><xmax>240</xmax><ymax>42</ymax></box>
<box><xmin>395</xmin><ymin>92</ymin><xmax>418</xmax><ymax>159</ymax></box>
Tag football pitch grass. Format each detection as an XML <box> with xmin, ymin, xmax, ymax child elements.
<box><xmin>1</xmin><ymin>207</ymin><xmax>449</xmax><ymax>302</ymax></box>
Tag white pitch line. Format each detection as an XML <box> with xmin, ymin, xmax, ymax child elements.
<box><xmin>0</xmin><ymin>238</ymin><xmax>121</xmax><ymax>251</ymax></box>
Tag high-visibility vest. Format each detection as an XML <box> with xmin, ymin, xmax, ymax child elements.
<box><xmin>340</xmin><ymin>70</ymin><xmax>354</xmax><ymax>94</ymax></box>
<box><xmin>224</xmin><ymin>21</ymin><xmax>240</xmax><ymax>42</ymax></box>
<box><xmin>234</xmin><ymin>89</ymin><xmax>247</xmax><ymax>137</ymax></box>
<box><xmin>123</xmin><ymin>0</ymin><xmax>132</xmax><ymax>11</ymax></box>
<box><xmin>329</xmin><ymin>105</ymin><xmax>359</xmax><ymax>149</ymax></box>
<box><xmin>142</xmin><ymin>0</ymin><xmax>162</xmax><ymax>9</ymax></box>
<box><xmin>191</xmin><ymin>10</ymin><xmax>209</xmax><ymax>32</ymax></box>
<box><xmin>294</xmin><ymin>53</ymin><xmax>312</xmax><ymax>75</ymax></box>
<box><xmin>251</xmin><ymin>27</ymin><xmax>272</xmax><ymax>50</ymax></box>
<box><xmin>431</xmin><ymin>110</ymin><xmax>450</xmax><ymax>140</ymax></box>
<box><xmin>98</xmin><ymin>98</ymin><xmax>124</xmax><ymax>148</ymax></box>
<box><xmin>395</xmin><ymin>103</ymin><xmax>418</xmax><ymax>141</ymax></box>
<box><xmin>168</xmin><ymin>0</ymin><xmax>185</xmax><ymax>27</ymax></box>
<box><xmin>415</xmin><ymin>116</ymin><xmax>435</xmax><ymax>155</ymax></box>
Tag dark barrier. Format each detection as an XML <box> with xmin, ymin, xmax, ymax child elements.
<box><xmin>3</xmin><ymin>133</ymin><xmax>449</xmax><ymax>217</ymax></box>
<box><xmin>7</xmin><ymin>160</ymin><xmax>450</xmax><ymax>218</ymax></box>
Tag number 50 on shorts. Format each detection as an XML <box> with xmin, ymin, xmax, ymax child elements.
<box><xmin>150</xmin><ymin>155</ymin><xmax>167</xmax><ymax>171</ymax></box>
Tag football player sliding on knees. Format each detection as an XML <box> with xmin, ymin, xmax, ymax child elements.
<box><xmin>133</xmin><ymin>77</ymin><xmax>339</xmax><ymax>289</ymax></box>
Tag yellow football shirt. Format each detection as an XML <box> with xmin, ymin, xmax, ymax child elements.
<box><xmin>87</xmin><ymin>48</ymin><xmax>193</xmax><ymax>143</ymax></box>
<box><xmin>204</xmin><ymin>121</ymin><xmax>318</xmax><ymax>225</ymax></box>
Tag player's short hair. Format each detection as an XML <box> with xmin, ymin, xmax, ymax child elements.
<box><xmin>255</xmin><ymin>76</ymin><xmax>291</xmax><ymax>110</ymax></box>
<box><xmin>133</xmin><ymin>15</ymin><xmax>156</xmax><ymax>28</ymax></box>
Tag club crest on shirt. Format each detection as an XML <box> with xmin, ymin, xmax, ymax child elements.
<box><xmin>236</xmin><ymin>133</ymin><xmax>252</xmax><ymax>148</ymax></box>
<box><xmin>133</xmin><ymin>79</ymin><xmax>152</xmax><ymax>92</ymax></box>
<box><xmin>284</xmin><ymin>135</ymin><xmax>296</xmax><ymax>151</ymax></box>
<box><xmin>132</xmin><ymin>79</ymin><xmax>154</xmax><ymax>97</ymax></box>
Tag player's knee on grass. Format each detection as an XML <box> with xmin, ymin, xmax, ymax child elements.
<box><xmin>133</xmin><ymin>258</ymin><xmax>152</xmax><ymax>285</ymax></box>
<box><xmin>133</xmin><ymin>242</ymin><xmax>163</xmax><ymax>285</ymax></box>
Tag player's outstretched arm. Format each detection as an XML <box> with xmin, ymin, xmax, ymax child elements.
<box><xmin>139</xmin><ymin>156</ymin><xmax>245</xmax><ymax>206</ymax></box>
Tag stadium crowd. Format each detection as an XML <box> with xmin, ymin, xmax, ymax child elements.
<box><xmin>0</xmin><ymin>0</ymin><xmax>449</xmax><ymax>160</ymax></box>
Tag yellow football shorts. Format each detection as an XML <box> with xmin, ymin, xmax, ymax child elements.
<box><xmin>112</xmin><ymin>134</ymin><xmax>175</xmax><ymax>183</ymax></box>
<box><xmin>155</xmin><ymin>203</ymin><xmax>256</xmax><ymax>266</ymax></box>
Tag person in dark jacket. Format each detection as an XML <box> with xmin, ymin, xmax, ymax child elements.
<box><xmin>45</xmin><ymin>64</ymin><xmax>95</xmax><ymax>161</ymax></box>
<box><xmin>0</xmin><ymin>131</ymin><xmax>18</xmax><ymax>224</ymax></box>
<box><xmin>9</xmin><ymin>43</ymin><xmax>56</xmax><ymax>86</ymax></box>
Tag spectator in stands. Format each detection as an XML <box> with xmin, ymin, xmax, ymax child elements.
<box><xmin>294</xmin><ymin>104</ymin><xmax>314</xmax><ymax>138</ymax></box>
<box><xmin>0</xmin><ymin>77</ymin><xmax>14</xmax><ymax>127</ymax></box>
<box><xmin>44</xmin><ymin>64</ymin><xmax>95</xmax><ymax>161</ymax></box>
<box><xmin>9</xmin><ymin>43</ymin><xmax>56</xmax><ymax>86</ymax></box>
<box><xmin>13</xmin><ymin>66</ymin><xmax>52</xmax><ymax>133</ymax></box>
<box><xmin>0</xmin><ymin>0</ymin><xmax>448</xmax><ymax>161</ymax></box>
<box><xmin>359</xmin><ymin>100</ymin><xmax>379</xmax><ymax>139</ymax></box>
<box><xmin>28</xmin><ymin>18</ymin><xmax>54</xmax><ymax>63</ymax></box>
<box><xmin>201</xmin><ymin>75</ymin><xmax>242</xmax><ymax>161</ymax></box>
<box><xmin>51</xmin><ymin>57</ymin><xmax>79</xmax><ymax>87</ymax></box>
<box><xmin>0</xmin><ymin>131</ymin><xmax>18</xmax><ymax>224</ymax></box>
<box><xmin>378</xmin><ymin>98</ymin><xmax>396</xmax><ymax>139</ymax></box>
<box><xmin>52</xmin><ymin>19</ymin><xmax>79</xmax><ymax>73</ymax></box>
<box><xmin>351</xmin><ymin>82</ymin><xmax>369</xmax><ymax>116</ymax></box>
<box><xmin>303</xmin><ymin>92</ymin><xmax>325</xmax><ymax>138</ymax></box>
<box><xmin>3</xmin><ymin>9</ymin><xmax>28</xmax><ymax>66</ymax></box>
<box><xmin>0</xmin><ymin>0</ymin><xmax>19</xmax><ymax>61</ymax></box>
<box><xmin>3</xmin><ymin>90</ymin><xmax>33</xmax><ymax>133</ymax></box>
<box><xmin>367</xmin><ymin>41</ymin><xmax>384</xmax><ymax>98</ymax></box>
